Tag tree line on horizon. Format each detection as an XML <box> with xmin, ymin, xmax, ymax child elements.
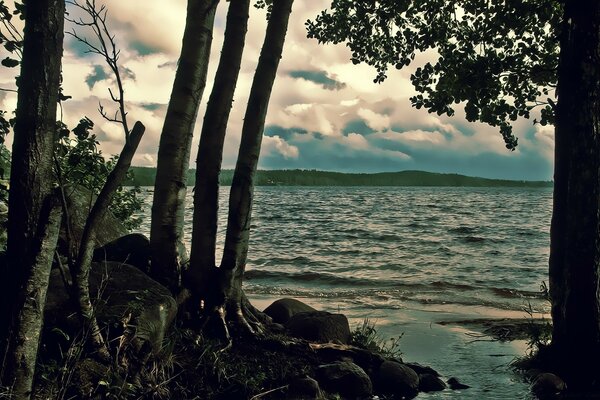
<box><xmin>126</xmin><ymin>166</ymin><xmax>553</xmax><ymax>187</ymax></box>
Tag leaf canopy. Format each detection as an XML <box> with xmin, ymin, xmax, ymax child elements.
<box><xmin>306</xmin><ymin>0</ymin><xmax>562</xmax><ymax>149</ymax></box>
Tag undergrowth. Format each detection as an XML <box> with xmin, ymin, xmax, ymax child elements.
<box><xmin>350</xmin><ymin>318</ymin><xmax>403</xmax><ymax>359</ymax></box>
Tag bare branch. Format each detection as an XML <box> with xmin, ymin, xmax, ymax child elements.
<box><xmin>66</xmin><ymin>0</ymin><xmax>130</xmax><ymax>138</ymax></box>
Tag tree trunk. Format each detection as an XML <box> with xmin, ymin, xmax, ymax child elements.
<box><xmin>151</xmin><ymin>0</ymin><xmax>219</xmax><ymax>294</ymax></box>
<box><xmin>1</xmin><ymin>197</ymin><xmax>62</xmax><ymax>398</ymax></box>
<box><xmin>71</xmin><ymin>122</ymin><xmax>144</xmax><ymax>358</ymax></box>
<box><xmin>187</xmin><ymin>0</ymin><xmax>251</xmax><ymax>299</ymax></box>
<box><xmin>549</xmin><ymin>1</ymin><xmax>600</xmax><ymax>388</ymax></box>
<box><xmin>0</xmin><ymin>0</ymin><xmax>64</xmax><ymax>393</ymax></box>
<box><xmin>219</xmin><ymin>0</ymin><xmax>294</xmax><ymax>328</ymax></box>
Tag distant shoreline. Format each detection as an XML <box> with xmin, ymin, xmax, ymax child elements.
<box><xmin>126</xmin><ymin>167</ymin><xmax>553</xmax><ymax>188</ymax></box>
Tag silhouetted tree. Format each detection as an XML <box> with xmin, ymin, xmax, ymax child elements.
<box><xmin>151</xmin><ymin>0</ymin><xmax>219</xmax><ymax>293</ymax></box>
<box><xmin>0</xmin><ymin>0</ymin><xmax>65</xmax><ymax>396</ymax></box>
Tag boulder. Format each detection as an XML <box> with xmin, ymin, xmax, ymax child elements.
<box><xmin>316</xmin><ymin>361</ymin><xmax>372</xmax><ymax>399</ymax></box>
<box><xmin>531</xmin><ymin>373</ymin><xmax>566</xmax><ymax>398</ymax></box>
<box><xmin>309</xmin><ymin>342</ymin><xmax>385</xmax><ymax>375</ymax></box>
<box><xmin>59</xmin><ymin>185</ymin><xmax>128</xmax><ymax>252</ymax></box>
<box><xmin>447</xmin><ymin>377</ymin><xmax>470</xmax><ymax>390</ymax></box>
<box><xmin>93</xmin><ymin>233</ymin><xmax>151</xmax><ymax>273</ymax></box>
<box><xmin>287</xmin><ymin>376</ymin><xmax>322</xmax><ymax>400</ymax></box>
<box><xmin>375</xmin><ymin>360</ymin><xmax>419</xmax><ymax>399</ymax></box>
<box><xmin>264</xmin><ymin>298</ymin><xmax>316</xmax><ymax>324</ymax></box>
<box><xmin>45</xmin><ymin>261</ymin><xmax>177</xmax><ymax>357</ymax></box>
<box><xmin>419</xmin><ymin>373</ymin><xmax>446</xmax><ymax>392</ymax></box>
<box><xmin>286</xmin><ymin>311</ymin><xmax>351</xmax><ymax>344</ymax></box>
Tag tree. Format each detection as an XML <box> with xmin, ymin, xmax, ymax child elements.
<box><xmin>151</xmin><ymin>0</ymin><xmax>220</xmax><ymax>294</ymax></box>
<box><xmin>217</xmin><ymin>0</ymin><xmax>295</xmax><ymax>334</ymax></box>
<box><xmin>308</xmin><ymin>0</ymin><xmax>600</xmax><ymax>390</ymax></box>
<box><xmin>549</xmin><ymin>1</ymin><xmax>600</xmax><ymax>388</ymax></box>
<box><xmin>188</xmin><ymin>0</ymin><xmax>251</xmax><ymax>317</ymax></box>
<box><xmin>0</xmin><ymin>0</ymin><xmax>65</xmax><ymax>396</ymax></box>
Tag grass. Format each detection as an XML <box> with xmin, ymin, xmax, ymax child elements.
<box><xmin>349</xmin><ymin>318</ymin><xmax>403</xmax><ymax>359</ymax></box>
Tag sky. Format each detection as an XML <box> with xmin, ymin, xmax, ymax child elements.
<box><xmin>0</xmin><ymin>1</ymin><xmax>555</xmax><ymax>181</ymax></box>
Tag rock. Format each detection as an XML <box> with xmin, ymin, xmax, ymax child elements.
<box><xmin>93</xmin><ymin>233</ymin><xmax>151</xmax><ymax>273</ymax></box>
<box><xmin>316</xmin><ymin>361</ymin><xmax>373</xmax><ymax>399</ymax></box>
<box><xmin>375</xmin><ymin>360</ymin><xmax>419</xmax><ymax>399</ymax></box>
<box><xmin>309</xmin><ymin>342</ymin><xmax>386</xmax><ymax>375</ymax></box>
<box><xmin>45</xmin><ymin>261</ymin><xmax>177</xmax><ymax>358</ymax></box>
<box><xmin>531</xmin><ymin>373</ymin><xmax>566</xmax><ymax>398</ymax></box>
<box><xmin>405</xmin><ymin>362</ymin><xmax>440</xmax><ymax>377</ymax></box>
<box><xmin>419</xmin><ymin>373</ymin><xmax>446</xmax><ymax>392</ymax></box>
<box><xmin>264</xmin><ymin>298</ymin><xmax>317</xmax><ymax>324</ymax></box>
<box><xmin>286</xmin><ymin>311</ymin><xmax>351</xmax><ymax>344</ymax></box>
<box><xmin>288</xmin><ymin>376</ymin><xmax>322</xmax><ymax>400</ymax></box>
<box><xmin>58</xmin><ymin>185</ymin><xmax>128</xmax><ymax>252</ymax></box>
<box><xmin>447</xmin><ymin>377</ymin><xmax>470</xmax><ymax>390</ymax></box>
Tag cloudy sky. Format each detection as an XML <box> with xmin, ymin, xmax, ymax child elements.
<box><xmin>0</xmin><ymin>1</ymin><xmax>554</xmax><ymax>180</ymax></box>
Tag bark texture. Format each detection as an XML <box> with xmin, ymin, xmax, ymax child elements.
<box><xmin>151</xmin><ymin>0</ymin><xmax>219</xmax><ymax>294</ymax></box>
<box><xmin>188</xmin><ymin>0</ymin><xmax>251</xmax><ymax>298</ymax></box>
<box><xmin>549</xmin><ymin>0</ymin><xmax>600</xmax><ymax>388</ymax></box>
<box><xmin>220</xmin><ymin>0</ymin><xmax>294</xmax><ymax>317</ymax></box>
<box><xmin>71</xmin><ymin>122</ymin><xmax>145</xmax><ymax>357</ymax></box>
<box><xmin>1</xmin><ymin>0</ymin><xmax>64</xmax><ymax>344</ymax></box>
<box><xmin>2</xmin><ymin>198</ymin><xmax>62</xmax><ymax>398</ymax></box>
<box><xmin>0</xmin><ymin>0</ymin><xmax>64</xmax><ymax>394</ymax></box>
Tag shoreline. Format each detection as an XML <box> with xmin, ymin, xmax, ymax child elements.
<box><xmin>249</xmin><ymin>294</ymin><xmax>539</xmax><ymax>398</ymax></box>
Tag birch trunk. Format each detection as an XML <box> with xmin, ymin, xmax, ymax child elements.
<box><xmin>71</xmin><ymin>122</ymin><xmax>144</xmax><ymax>357</ymax></box>
<box><xmin>151</xmin><ymin>0</ymin><xmax>219</xmax><ymax>294</ymax></box>
<box><xmin>220</xmin><ymin>0</ymin><xmax>294</xmax><ymax>322</ymax></box>
<box><xmin>188</xmin><ymin>0</ymin><xmax>251</xmax><ymax>300</ymax></box>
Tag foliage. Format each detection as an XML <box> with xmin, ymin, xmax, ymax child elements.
<box><xmin>55</xmin><ymin>118</ymin><xmax>142</xmax><ymax>230</ymax></box>
<box><xmin>307</xmin><ymin>0</ymin><xmax>562</xmax><ymax>149</ymax></box>
<box><xmin>350</xmin><ymin>318</ymin><xmax>403</xmax><ymax>358</ymax></box>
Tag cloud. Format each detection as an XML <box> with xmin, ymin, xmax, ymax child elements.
<box><xmin>288</xmin><ymin>70</ymin><xmax>346</xmax><ymax>90</ymax></box>
<box><xmin>0</xmin><ymin>0</ymin><xmax>554</xmax><ymax>181</ymax></box>
<box><xmin>85</xmin><ymin>65</ymin><xmax>109</xmax><ymax>89</ymax></box>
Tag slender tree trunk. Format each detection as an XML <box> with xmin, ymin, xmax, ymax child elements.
<box><xmin>220</xmin><ymin>0</ymin><xmax>294</xmax><ymax>326</ymax></box>
<box><xmin>1</xmin><ymin>197</ymin><xmax>62</xmax><ymax>398</ymax></box>
<box><xmin>151</xmin><ymin>0</ymin><xmax>219</xmax><ymax>294</ymax></box>
<box><xmin>71</xmin><ymin>122</ymin><xmax>144</xmax><ymax>358</ymax></box>
<box><xmin>549</xmin><ymin>1</ymin><xmax>600</xmax><ymax>388</ymax></box>
<box><xmin>0</xmin><ymin>0</ymin><xmax>64</xmax><ymax>393</ymax></box>
<box><xmin>187</xmin><ymin>0</ymin><xmax>251</xmax><ymax>299</ymax></box>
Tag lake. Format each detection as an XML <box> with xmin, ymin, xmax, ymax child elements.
<box><xmin>137</xmin><ymin>186</ymin><xmax>553</xmax><ymax>399</ymax></box>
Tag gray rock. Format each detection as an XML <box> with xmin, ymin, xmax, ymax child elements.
<box><xmin>376</xmin><ymin>360</ymin><xmax>419</xmax><ymax>399</ymax></box>
<box><xmin>59</xmin><ymin>185</ymin><xmax>128</xmax><ymax>251</ymax></box>
<box><xmin>288</xmin><ymin>376</ymin><xmax>322</xmax><ymax>399</ymax></box>
<box><xmin>447</xmin><ymin>377</ymin><xmax>470</xmax><ymax>390</ymax></box>
<box><xmin>405</xmin><ymin>362</ymin><xmax>440</xmax><ymax>377</ymax></box>
<box><xmin>316</xmin><ymin>361</ymin><xmax>373</xmax><ymax>399</ymax></box>
<box><xmin>264</xmin><ymin>298</ymin><xmax>316</xmax><ymax>324</ymax></box>
<box><xmin>45</xmin><ymin>261</ymin><xmax>177</xmax><ymax>357</ymax></box>
<box><xmin>93</xmin><ymin>233</ymin><xmax>150</xmax><ymax>273</ymax></box>
<box><xmin>531</xmin><ymin>373</ymin><xmax>566</xmax><ymax>398</ymax></box>
<box><xmin>286</xmin><ymin>311</ymin><xmax>351</xmax><ymax>344</ymax></box>
<box><xmin>419</xmin><ymin>373</ymin><xmax>446</xmax><ymax>392</ymax></box>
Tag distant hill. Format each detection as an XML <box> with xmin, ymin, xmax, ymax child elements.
<box><xmin>126</xmin><ymin>167</ymin><xmax>552</xmax><ymax>188</ymax></box>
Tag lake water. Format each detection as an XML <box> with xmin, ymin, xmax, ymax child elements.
<box><xmin>138</xmin><ymin>186</ymin><xmax>553</xmax><ymax>399</ymax></box>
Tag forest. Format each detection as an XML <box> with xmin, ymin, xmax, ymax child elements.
<box><xmin>0</xmin><ymin>0</ymin><xmax>599</xmax><ymax>399</ymax></box>
<box><xmin>126</xmin><ymin>167</ymin><xmax>553</xmax><ymax>187</ymax></box>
